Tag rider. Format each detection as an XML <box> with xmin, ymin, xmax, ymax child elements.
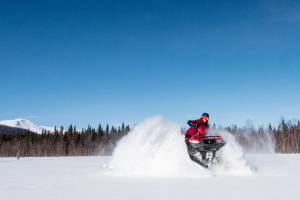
<box><xmin>185</xmin><ymin>113</ymin><xmax>209</xmax><ymax>141</ymax></box>
<box><xmin>185</xmin><ymin>113</ymin><xmax>210</xmax><ymax>167</ymax></box>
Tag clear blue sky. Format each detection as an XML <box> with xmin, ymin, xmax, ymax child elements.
<box><xmin>0</xmin><ymin>0</ymin><xmax>299</xmax><ymax>128</ymax></box>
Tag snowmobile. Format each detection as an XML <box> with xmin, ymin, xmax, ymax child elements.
<box><xmin>188</xmin><ymin>136</ymin><xmax>226</xmax><ymax>167</ymax></box>
<box><xmin>186</xmin><ymin>122</ymin><xmax>226</xmax><ymax>168</ymax></box>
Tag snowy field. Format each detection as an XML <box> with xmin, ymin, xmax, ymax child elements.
<box><xmin>1</xmin><ymin>118</ymin><xmax>299</xmax><ymax>200</ymax></box>
<box><xmin>1</xmin><ymin>154</ymin><xmax>300</xmax><ymax>200</ymax></box>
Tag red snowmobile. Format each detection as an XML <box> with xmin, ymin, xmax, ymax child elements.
<box><xmin>185</xmin><ymin>121</ymin><xmax>226</xmax><ymax>168</ymax></box>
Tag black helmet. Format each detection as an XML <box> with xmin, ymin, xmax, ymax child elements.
<box><xmin>202</xmin><ymin>113</ymin><xmax>209</xmax><ymax>118</ymax></box>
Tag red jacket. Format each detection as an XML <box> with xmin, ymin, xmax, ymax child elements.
<box><xmin>185</xmin><ymin>117</ymin><xmax>209</xmax><ymax>141</ymax></box>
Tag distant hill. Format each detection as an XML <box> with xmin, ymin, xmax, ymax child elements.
<box><xmin>0</xmin><ymin>119</ymin><xmax>54</xmax><ymax>134</ymax></box>
<box><xmin>0</xmin><ymin>124</ymin><xmax>33</xmax><ymax>135</ymax></box>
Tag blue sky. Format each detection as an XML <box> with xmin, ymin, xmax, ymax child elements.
<box><xmin>0</xmin><ymin>0</ymin><xmax>300</xmax><ymax>128</ymax></box>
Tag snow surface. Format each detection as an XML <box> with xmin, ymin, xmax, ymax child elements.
<box><xmin>0</xmin><ymin>119</ymin><xmax>53</xmax><ymax>133</ymax></box>
<box><xmin>1</xmin><ymin>155</ymin><xmax>300</xmax><ymax>200</ymax></box>
<box><xmin>1</xmin><ymin>117</ymin><xmax>299</xmax><ymax>200</ymax></box>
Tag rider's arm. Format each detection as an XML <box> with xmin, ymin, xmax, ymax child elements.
<box><xmin>187</xmin><ymin>118</ymin><xmax>203</xmax><ymax>127</ymax></box>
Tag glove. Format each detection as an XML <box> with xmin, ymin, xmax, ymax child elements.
<box><xmin>187</xmin><ymin>120</ymin><xmax>197</xmax><ymax>127</ymax></box>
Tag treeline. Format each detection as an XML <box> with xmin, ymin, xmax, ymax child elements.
<box><xmin>272</xmin><ymin>120</ymin><xmax>300</xmax><ymax>153</ymax></box>
<box><xmin>1</xmin><ymin>119</ymin><xmax>300</xmax><ymax>157</ymax></box>
<box><xmin>0</xmin><ymin>123</ymin><xmax>130</xmax><ymax>157</ymax></box>
<box><xmin>225</xmin><ymin>119</ymin><xmax>300</xmax><ymax>153</ymax></box>
<box><xmin>0</xmin><ymin>125</ymin><xmax>31</xmax><ymax>135</ymax></box>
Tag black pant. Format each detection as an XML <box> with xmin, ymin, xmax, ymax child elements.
<box><xmin>186</xmin><ymin>141</ymin><xmax>207</xmax><ymax>167</ymax></box>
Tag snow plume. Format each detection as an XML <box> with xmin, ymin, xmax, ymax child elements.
<box><xmin>224</xmin><ymin>125</ymin><xmax>276</xmax><ymax>153</ymax></box>
<box><xmin>208</xmin><ymin>129</ymin><xmax>253</xmax><ymax>175</ymax></box>
<box><xmin>108</xmin><ymin>117</ymin><xmax>252</xmax><ymax>177</ymax></box>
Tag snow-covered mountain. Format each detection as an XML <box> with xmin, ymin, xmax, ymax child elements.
<box><xmin>0</xmin><ymin>119</ymin><xmax>54</xmax><ymax>134</ymax></box>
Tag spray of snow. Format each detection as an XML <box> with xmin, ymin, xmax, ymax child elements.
<box><xmin>208</xmin><ymin>129</ymin><xmax>253</xmax><ymax>175</ymax></box>
<box><xmin>233</xmin><ymin>126</ymin><xmax>276</xmax><ymax>153</ymax></box>
<box><xmin>108</xmin><ymin>117</ymin><xmax>252</xmax><ymax>177</ymax></box>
